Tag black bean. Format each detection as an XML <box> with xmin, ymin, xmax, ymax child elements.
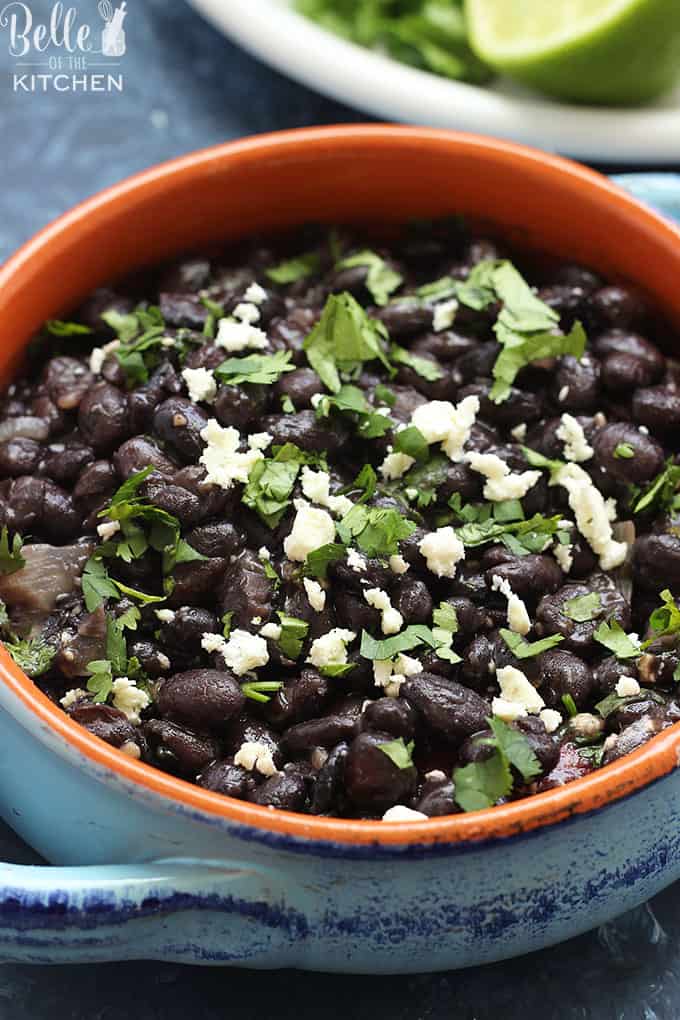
<box><xmin>157</xmin><ymin>669</ymin><xmax>245</xmax><ymax>732</ymax></box>
<box><xmin>76</xmin><ymin>288</ymin><xmax>135</xmax><ymax>334</ymax></box>
<box><xmin>329</xmin><ymin>556</ymin><xmax>393</xmax><ymax>593</ymax></box>
<box><xmin>593</xmin><ymin>329</ymin><xmax>665</xmax><ymax>375</ymax></box>
<box><xmin>225</xmin><ymin>715</ymin><xmax>282</xmax><ymax>766</ymax></box>
<box><xmin>39</xmin><ymin>439</ymin><xmax>94</xmax><ymax>484</ymax></box>
<box><xmin>589</xmin><ymin>285</ymin><xmax>646</xmax><ymax>331</ymax></box>
<box><xmin>159</xmin><ymin>292</ymin><xmax>208</xmax><ymax>329</ymax></box>
<box><xmin>153</xmin><ymin>397</ymin><xmax>208</xmax><ymax>462</ymax></box>
<box><xmin>73</xmin><ymin>459</ymin><xmax>118</xmax><ymax>508</ymax></box>
<box><xmin>535</xmin><ymin>576</ymin><xmax>630</xmax><ymax>656</ymax></box>
<box><xmin>281</xmin><ymin>700</ymin><xmax>363</xmax><ymax>753</ymax></box>
<box><xmin>78</xmin><ymin>382</ymin><xmax>130</xmax><ymax>453</ymax></box>
<box><xmin>44</xmin><ymin>357</ymin><xmax>94</xmax><ymax>410</ymax></box>
<box><xmin>416</xmin><ymin>775</ymin><xmax>457</xmax><ymax>817</ymax></box>
<box><xmin>552</xmin><ymin>265</ymin><xmax>602</xmax><ymax>293</ymax></box>
<box><xmin>69</xmin><ymin>702</ymin><xmax>142</xmax><ymax>753</ymax></box>
<box><xmin>401</xmin><ymin>674</ymin><xmax>489</xmax><ymax>744</ymax></box>
<box><xmin>0</xmin><ymin>437</ymin><xmax>42</xmax><ymax>476</ymax></box>
<box><xmin>386</xmin><ymin>385</ymin><xmax>427</xmax><ymax>424</ymax></box>
<box><xmin>454</xmin><ymin>342</ymin><xmax>500</xmax><ymax>384</ymax></box>
<box><xmin>275</xmin><ymin>367</ymin><xmax>324</xmax><ymax>409</ymax></box>
<box><xmin>632</xmin><ymin>387</ymin><xmax>680</xmax><ymax>431</ymax></box>
<box><xmin>251</xmin><ymin>771</ymin><xmax>308</xmax><ymax>812</ymax></box>
<box><xmin>159</xmin><ymin>257</ymin><xmax>211</xmax><ymax>294</ymax></box>
<box><xmin>218</xmin><ymin>549</ymin><xmax>273</xmax><ymax>628</ymax></box>
<box><xmin>42</xmin><ymin>481</ymin><xmax>82</xmax><ymax>541</ymax></box>
<box><xmin>264</xmin><ymin>669</ymin><xmax>330</xmax><ymax>729</ymax></box>
<box><xmin>592</xmin><ymin>422</ymin><xmax>664</xmax><ymax>484</ymax></box>
<box><xmin>168</xmin><ymin>557</ymin><xmax>229</xmax><ymax>608</ymax></box>
<box><xmin>638</xmin><ymin>651</ymin><xmax>680</xmax><ymax>688</ymax></box>
<box><xmin>512</xmin><ymin>716</ymin><xmax>560</xmax><ymax>775</ymax></box>
<box><xmin>537</xmin><ymin>285</ymin><xmax>587</xmax><ymax>330</ymax></box>
<box><xmin>114</xmin><ymin>436</ymin><xmax>177</xmax><ymax>480</ymax></box>
<box><xmin>485</xmin><ymin>554</ymin><xmax>563</xmax><ymax>600</ymax></box>
<box><xmin>310</xmin><ymin>742</ymin><xmax>349</xmax><ymax>815</ymax></box>
<box><xmin>461</xmin><ymin>382</ymin><xmax>543</xmax><ymax>427</ymax></box>
<box><xmin>606</xmin><ymin>699</ymin><xmax>665</xmax><ymax>734</ymax></box>
<box><xmin>185</xmin><ymin>520</ymin><xmax>245</xmax><ymax>559</ymax></box>
<box><xmin>143</xmin><ymin>480</ymin><xmax>204</xmax><ymax>527</ymax></box>
<box><xmin>602</xmin><ymin>352</ymin><xmax>660</xmax><ymax>392</ymax></box>
<box><xmin>197</xmin><ymin>759</ymin><xmax>254</xmax><ymax>798</ymax></box>
<box><xmin>375</xmin><ymin>300</ymin><xmax>433</xmax><ymax>338</ymax></box>
<box><xmin>260</xmin><ymin>410</ymin><xmax>349</xmax><ymax>455</ymax></box>
<box><xmin>362</xmin><ymin>698</ymin><xmax>417</xmax><ymax>740</ymax></box>
<box><xmin>144</xmin><ymin>718</ymin><xmax>220</xmax><ymax>777</ymax></box>
<box><xmin>171</xmin><ymin>465</ymin><xmax>230</xmax><ymax>520</ymax></box>
<box><xmin>392</xmin><ymin>577</ymin><xmax>433</xmax><ymax>624</ymax></box>
<box><xmin>602</xmin><ymin>716</ymin><xmax>664</xmax><ymax>765</ymax></box>
<box><xmin>344</xmin><ymin>731</ymin><xmax>417</xmax><ymax>812</ymax></box>
<box><xmin>334</xmin><ymin>590</ymin><xmax>380</xmax><ymax>633</ymax></box>
<box><xmin>31</xmin><ymin>395</ymin><xmax>66</xmax><ymax>436</ymax></box>
<box><xmin>412</xmin><ymin>330</ymin><xmax>475</xmax><ymax>363</ymax></box>
<box><xmin>157</xmin><ymin>606</ymin><xmax>219</xmax><ymax>666</ymax></box>
<box><xmin>539</xmin><ymin>649</ymin><xmax>595</xmax><ymax>709</ymax></box>
<box><xmin>633</xmin><ymin>534</ymin><xmax>680</xmax><ymax>592</ymax></box>
<box><xmin>552</xmin><ymin>355</ymin><xmax>600</xmax><ymax>412</ymax></box>
<box><xmin>214</xmin><ymin>384</ymin><xmax>269</xmax><ymax>429</ymax></box>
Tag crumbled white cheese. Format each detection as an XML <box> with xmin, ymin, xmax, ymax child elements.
<box><xmin>219</xmin><ymin>629</ymin><xmax>269</xmax><ymax>676</ymax></box>
<box><xmin>300</xmin><ymin>466</ymin><xmax>353</xmax><ymax>516</ymax></box>
<box><xmin>605</xmin><ymin>497</ymin><xmax>618</xmax><ymax>523</ymax></box>
<box><xmin>120</xmin><ymin>740</ymin><xmax>141</xmax><ymax>759</ymax></box>
<box><xmin>258</xmin><ymin>546</ymin><xmax>271</xmax><ymax>561</ymax></box>
<box><xmin>259</xmin><ymin>622</ymin><xmax>282</xmax><ymax>640</ymax></box>
<box><xmin>616</xmin><ymin>675</ymin><xmax>641</xmax><ymax>698</ymax></box>
<box><xmin>466</xmin><ymin>452</ymin><xmax>541</xmax><ymax>502</ymax></box>
<box><xmin>181</xmin><ymin>366</ymin><xmax>217</xmax><ymax>404</ymax></box>
<box><xmin>307</xmin><ymin>629</ymin><xmax>356</xmax><ymax>668</ymax></box>
<box><xmin>540</xmin><ymin>708</ymin><xmax>563</xmax><ymax>733</ymax></box>
<box><xmin>111</xmin><ymin>677</ymin><xmax>150</xmax><ymax>725</ymax></box>
<box><xmin>511</xmin><ymin>423</ymin><xmax>527</xmax><ymax>442</ymax></box>
<box><xmin>233</xmin><ymin>301</ymin><xmax>261</xmax><ymax>324</ymax></box>
<box><xmin>248</xmin><ymin>431</ymin><xmax>273</xmax><ymax>451</ymax></box>
<box><xmin>411</xmin><ymin>395</ymin><xmax>480</xmax><ymax>462</ymax></box>
<box><xmin>418</xmin><ymin>527</ymin><xmax>465</xmax><ymax>578</ymax></box>
<box><xmin>639</xmin><ymin>424</ymin><xmax>649</xmax><ymax>435</ymax></box>
<box><xmin>251</xmin><ymin>616</ymin><xmax>262</xmax><ymax>626</ymax></box>
<box><xmin>556</xmin><ymin>413</ymin><xmax>593</xmax><ymax>463</ymax></box>
<box><xmin>155</xmin><ymin>609</ymin><xmax>176</xmax><ymax>623</ymax></box>
<box><xmin>554</xmin><ymin>541</ymin><xmax>574</xmax><ymax>574</ymax></box>
<box><xmin>491</xmin><ymin>574</ymin><xmax>531</xmax><ymax>636</ymax></box>
<box><xmin>570</xmin><ymin>712</ymin><xmax>604</xmax><ymax>740</ymax></box>
<box><xmin>157</xmin><ymin>652</ymin><xmax>171</xmax><ymax>671</ymax></box>
<box><xmin>97</xmin><ymin>519</ymin><xmax>120</xmax><ymax>541</ymax></box>
<box><xmin>234</xmin><ymin>741</ymin><xmax>278</xmax><ymax>777</ymax></box>
<box><xmin>303</xmin><ymin>578</ymin><xmax>326</xmax><ymax>613</ymax></box>
<box><xmin>245</xmin><ymin>282</ymin><xmax>267</xmax><ymax>305</ymax></box>
<box><xmin>382</xmin><ymin>805</ymin><xmax>428</xmax><ymax>822</ymax></box>
<box><xmin>496</xmin><ymin>664</ymin><xmax>545</xmax><ymax>714</ymax></box>
<box><xmin>89</xmin><ymin>339</ymin><xmax>120</xmax><ymax>375</ymax></box>
<box><xmin>432</xmin><ymin>298</ymin><xmax>459</xmax><ymax>333</ymax></box>
<box><xmin>284</xmin><ymin>504</ymin><xmax>336</xmax><ymax>562</ymax></box>
<box><xmin>60</xmin><ymin>688</ymin><xmax>87</xmax><ymax>709</ymax></box>
<box><xmin>379</xmin><ymin>451</ymin><xmax>415</xmax><ymax>480</ymax></box>
<box><xmin>364</xmin><ymin>588</ymin><xmax>403</xmax><ymax>635</ymax></box>
<box><xmin>558</xmin><ymin>385</ymin><xmax>570</xmax><ymax>403</ymax></box>
<box><xmin>347</xmin><ymin>548</ymin><xmax>367</xmax><ymax>573</ymax></box>
<box><xmin>491</xmin><ymin>697</ymin><xmax>527</xmax><ymax>722</ymax></box>
<box><xmin>201</xmin><ymin>632</ymin><xmax>227</xmax><ymax>655</ymax></box>
<box><xmin>405</xmin><ymin>488</ymin><xmax>418</xmax><ymax>501</ymax></box>
<box><xmin>389</xmin><ymin>554</ymin><xmax>409</xmax><ymax>575</ymax></box>
<box><xmin>200</xmin><ymin>420</ymin><xmax>263</xmax><ymax>490</ymax></box>
<box><xmin>215</xmin><ymin>317</ymin><xmax>268</xmax><ymax>352</ymax></box>
<box><xmin>373</xmin><ymin>653</ymin><xmax>422</xmax><ymax>698</ymax></box>
<box><xmin>552</xmin><ymin>462</ymin><xmax>627</xmax><ymax>570</ymax></box>
<box><xmin>425</xmin><ymin>769</ymin><xmax>447</xmax><ymax>782</ymax></box>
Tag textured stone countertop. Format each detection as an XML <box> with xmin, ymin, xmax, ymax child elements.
<box><xmin>1</xmin><ymin>1</ymin><xmax>680</xmax><ymax>1016</ymax></box>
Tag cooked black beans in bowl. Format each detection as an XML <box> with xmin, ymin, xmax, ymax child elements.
<box><xmin>2</xmin><ymin>220</ymin><xmax>680</xmax><ymax>820</ymax></box>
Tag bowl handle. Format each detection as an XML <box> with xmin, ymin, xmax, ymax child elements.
<box><xmin>0</xmin><ymin>857</ymin><xmax>308</xmax><ymax>965</ymax></box>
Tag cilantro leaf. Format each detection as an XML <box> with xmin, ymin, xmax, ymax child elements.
<box><xmin>319</xmin><ymin>663</ymin><xmax>356</xmax><ymax>678</ymax></box>
<box><xmin>314</xmin><ymin>384</ymin><xmax>393</xmax><ymax>438</ymax></box>
<box><xmin>4</xmin><ymin>636</ymin><xmax>56</xmax><ymax>677</ymax></box>
<box><xmin>86</xmin><ymin>659</ymin><xmax>114</xmax><ymax>703</ymax></box>
<box><xmin>453</xmin><ymin>510</ymin><xmax>561</xmax><ymax>553</ymax></box>
<box><xmin>266</xmin><ymin>252</ymin><xmax>320</xmax><ymax>284</ymax></box>
<box><xmin>417</xmin><ymin>276</ymin><xmax>458</xmax><ymax>302</ymax></box>
<box><xmin>642</xmin><ymin>589</ymin><xmax>680</xmax><ymax>648</ymax></box>
<box><xmin>400</xmin><ymin>454</ymin><xmax>450</xmax><ymax>508</ymax></box>
<box><xmin>615</xmin><ymin>443</ymin><xmax>635</xmax><ymax>460</ymax></box>
<box><xmin>521</xmin><ymin>446</ymin><xmax>566</xmax><ymax>480</ymax></box>
<box><xmin>336</xmin><ymin>505</ymin><xmax>416</xmax><ymax>557</ymax></box>
<box><xmin>82</xmin><ymin>557</ymin><xmax>121</xmax><ymax>611</ymax></box>
<box><xmin>453</xmin><ymin>752</ymin><xmax>512</xmax><ymax>812</ymax></box>
<box><xmin>562</xmin><ymin>693</ymin><xmax>578</xmax><ymax>717</ymax></box>
<box><xmin>241</xmin><ymin>680</ymin><xmax>284</xmax><ymax>703</ymax></box>
<box><xmin>215</xmin><ymin>350</ymin><xmax>295</xmax><ymax>386</ymax></box>
<box><xmin>564</xmin><ymin>592</ymin><xmax>602</xmax><ymax>623</ymax></box>
<box><xmin>595</xmin><ymin>690</ymin><xmax>650</xmax><ymax>719</ymax></box>
<box><xmin>336</xmin><ymin>250</ymin><xmax>403</xmax><ymax>306</ymax></box>
<box><xmin>378</xmin><ymin>737</ymin><xmax>415</xmax><ymax>770</ymax></box>
<box><xmin>277</xmin><ymin>612</ymin><xmax>309</xmax><ymax>660</ymax></box>
<box><xmin>500</xmin><ymin>629</ymin><xmax>564</xmax><ymax>659</ymax></box>
<box><xmin>0</xmin><ymin>527</ymin><xmax>25</xmax><ymax>576</ymax></box>
<box><xmin>593</xmin><ymin>620</ymin><xmax>640</xmax><ymax>660</ymax></box>
<box><xmin>393</xmin><ymin>425</ymin><xmax>429</xmax><ymax>462</ymax></box>
<box><xmin>303</xmin><ymin>292</ymin><xmax>392</xmax><ymax>393</ymax></box>
<box><xmin>352</xmin><ymin>464</ymin><xmax>378</xmax><ymax>502</ymax></box>
<box><xmin>303</xmin><ymin>542</ymin><xmax>347</xmax><ymax>579</ymax></box>
<box><xmin>242</xmin><ymin>443</ymin><xmax>308</xmax><ymax>528</ymax></box>
<box><xmin>45</xmin><ymin>319</ymin><xmax>92</xmax><ymax>336</ymax></box>
<box><xmin>374</xmin><ymin>383</ymin><xmax>396</xmax><ymax>407</ymax></box>
<box><xmin>390</xmin><ymin>344</ymin><xmax>443</xmax><ymax>382</ymax></box>
<box><xmin>359</xmin><ymin>625</ymin><xmax>437</xmax><ymax>661</ymax></box>
<box><xmin>632</xmin><ymin>458</ymin><xmax>680</xmax><ymax>515</ymax></box>
<box><xmin>0</xmin><ymin>599</ymin><xmax>8</xmax><ymax>633</ymax></box>
<box><xmin>488</xmin><ymin>716</ymin><xmax>542</xmax><ymax>782</ymax></box>
<box><xmin>433</xmin><ymin>602</ymin><xmax>458</xmax><ymax>634</ymax></box>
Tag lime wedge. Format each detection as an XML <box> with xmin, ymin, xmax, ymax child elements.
<box><xmin>465</xmin><ymin>0</ymin><xmax>680</xmax><ymax>104</ymax></box>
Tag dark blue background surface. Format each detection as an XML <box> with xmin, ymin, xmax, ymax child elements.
<box><xmin>2</xmin><ymin>2</ymin><xmax>680</xmax><ymax>1015</ymax></box>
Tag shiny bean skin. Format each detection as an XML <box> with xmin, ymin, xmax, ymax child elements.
<box><xmin>375</xmin><ymin>300</ymin><xmax>433</xmax><ymax>338</ymax></box>
<box><xmin>73</xmin><ymin>459</ymin><xmax>118</xmax><ymax>508</ymax></box>
<box><xmin>633</xmin><ymin>534</ymin><xmax>680</xmax><ymax>592</ymax></box>
<box><xmin>589</xmin><ymin>285</ymin><xmax>646</xmax><ymax>331</ymax></box>
<box><xmin>218</xmin><ymin>549</ymin><xmax>273</xmax><ymax>628</ymax></box>
<box><xmin>485</xmin><ymin>555</ymin><xmax>563</xmax><ymax>600</ymax></box>
<box><xmin>250</xmin><ymin>770</ymin><xmax>308</xmax><ymax>812</ymax></box>
<box><xmin>361</xmin><ymin>698</ymin><xmax>417</xmax><ymax>740</ymax></box>
<box><xmin>153</xmin><ymin>397</ymin><xmax>208</xmax><ymax>462</ymax></box>
<box><xmin>592</xmin><ymin>422</ymin><xmax>664</xmax><ymax>484</ymax></box>
<box><xmin>512</xmin><ymin>716</ymin><xmax>560</xmax><ymax>775</ymax></box>
<box><xmin>114</xmin><ymin>436</ymin><xmax>177</xmax><ymax>479</ymax></box>
<box><xmin>281</xmin><ymin>700</ymin><xmax>363</xmax><ymax>753</ymax></box>
<box><xmin>601</xmin><ymin>352</ymin><xmax>660</xmax><ymax>392</ymax></box>
<box><xmin>159</xmin><ymin>292</ymin><xmax>208</xmax><ymax>329</ymax></box>
<box><xmin>260</xmin><ymin>410</ymin><xmax>350</xmax><ymax>455</ymax></box>
<box><xmin>78</xmin><ymin>383</ymin><xmax>130</xmax><ymax>452</ymax></box>
<box><xmin>275</xmin><ymin>367</ymin><xmax>324</xmax><ymax>409</ymax></box>
<box><xmin>536</xmin><ymin>577</ymin><xmax>631</xmax><ymax>656</ymax></box>
<box><xmin>168</xmin><ymin>557</ymin><xmax>229</xmax><ymax>608</ymax></box>
<box><xmin>552</xmin><ymin>355</ymin><xmax>600</xmax><ymax>412</ymax></box>
<box><xmin>144</xmin><ymin>718</ymin><xmax>220</xmax><ymax>778</ymax></box>
<box><xmin>592</xmin><ymin>329</ymin><xmax>665</xmax><ymax>377</ymax></box>
<box><xmin>602</xmin><ymin>716</ymin><xmax>665</xmax><ymax>765</ymax></box>
<box><xmin>185</xmin><ymin>520</ymin><xmax>245</xmax><ymax>559</ymax></box>
<box><xmin>632</xmin><ymin>387</ymin><xmax>680</xmax><ymax>431</ymax></box>
<box><xmin>44</xmin><ymin>357</ymin><xmax>94</xmax><ymax>411</ymax></box>
<box><xmin>401</xmin><ymin>674</ymin><xmax>489</xmax><ymax>745</ymax></box>
<box><xmin>157</xmin><ymin>607</ymin><xmax>220</xmax><ymax>667</ymax></box>
<box><xmin>416</xmin><ymin>776</ymin><xmax>458</xmax><ymax>817</ymax></box>
<box><xmin>0</xmin><ymin>437</ymin><xmax>42</xmax><ymax>476</ymax></box>
<box><xmin>393</xmin><ymin>577</ymin><xmax>433</xmax><ymax>624</ymax></box>
<box><xmin>157</xmin><ymin>669</ymin><xmax>245</xmax><ymax>732</ymax></box>
<box><xmin>539</xmin><ymin>649</ymin><xmax>595</xmax><ymax>709</ymax></box>
<box><xmin>344</xmin><ymin>731</ymin><xmax>417</xmax><ymax>812</ymax></box>
<box><xmin>214</xmin><ymin>384</ymin><xmax>268</xmax><ymax>429</ymax></box>
<box><xmin>309</xmin><ymin>742</ymin><xmax>349</xmax><ymax>815</ymax></box>
<box><xmin>39</xmin><ymin>439</ymin><xmax>94</xmax><ymax>484</ymax></box>
<box><xmin>68</xmin><ymin>702</ymin><xmax>141</xmax><ymax>750</ymax></box>
<box><xmin>264</xmin><ymin>669</ymin><xmax>330</xmax><ymax>729</ymax></box>
<box><xmin>197</xmin><ymin>759</ymin><xmax>255</xmax><ymax>798</ymax></box>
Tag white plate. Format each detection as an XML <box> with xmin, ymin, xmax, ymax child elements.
<box><xmin>188</xmin><ymin>0</ymin><xmax>680</xmax><ymax>164</ymax></box>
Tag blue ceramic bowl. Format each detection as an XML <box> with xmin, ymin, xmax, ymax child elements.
<box><xmin>1</xmin><ymin>130</ymin><xmax>680</xmax><ymax>972</ymax></box>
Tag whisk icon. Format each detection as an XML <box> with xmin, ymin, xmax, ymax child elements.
<box><xmin>99</xmin><ymin>0</ymin><xmax>127</xmax><ymax>57</ymax></box>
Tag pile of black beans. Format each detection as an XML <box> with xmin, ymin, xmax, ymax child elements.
<box><xmin>1</xmin><ymin>219</ymin><xmax>679</xmax><ymax>820</ymax></box>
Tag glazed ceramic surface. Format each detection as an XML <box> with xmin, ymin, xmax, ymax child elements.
<box><xmin>1</xmin><ymin>129</ymin><xmax>680</xmax><ymax>971</ymax></box>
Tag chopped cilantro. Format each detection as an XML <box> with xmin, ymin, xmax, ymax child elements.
<box><xmin>101</xmin><ymin>305</ymin><xmax>169</xmax><ymax>386</ymax></box>
<box><xmin>82</xmin><ymin>557</ymin><xmax>121</xmax><ymax>611</ymax></box>
<box><xmin>336</xmin><ymin>250</ymin><xmax>403</xmax><ymax>306</ymax></box>
<box><xmin>642</xmin><ymin>589</ymin><xmax>680</xmax><ymax>649</ymax></box>
<box><xmin>374</xmin><ymin>383</ymin><xmax>396</xmax><ymax>407</ymax></box>
<box><xmin>595</xmin><ymin>690</ymin><xmax>648</xmax><ymax>719</ymax></box>
<box><xmin>352</xmin><ymin>464</ymin><xmax>378</xmax><ymax>502</ymax></box>
<box><xmin>215</xmin><ymin>350</ymin><xmax>295</xmax><ymax>386</ymax></box>
<box><xmin>614</xmin><ymin>443</ymin><xmax>635</xmax><ymax>460</ymax></box>
<box><xmin>578</xmin><ymin>744</ymin><xmax>605</xmax><ymax>767</ymax></box>
<box><xmin>433</xmin><ymin>602</ymin><xmax>458</xmax><ymax>634</ymax></box>
<box><xmin>45</xmin><ymin>319</ymin><xmax>92</xmax><ymax>336</ymax></box>
<box><xmin>241</xmin><ymin>680</ymin><xmax>284</xmax><ymax>703</ymax></box>
<box><xmin>0</xmin><ymin>527</ymin><xmax>25</xmax><ymax>576</ymax></box>
<box><xmin>336</xmin><ymin>505</ymin><xmax>416</xmax><ymax>557</ymax></box>
<box><xmin>562</xmin><ymin>693</ymin><xmax>578</xmax><ymax>717</ymax></box>
<box><xmin>281</xmin><ymin>394</ymin><xmax>296</xmax><ymax>413</ymax></box>
<box><xmin>276</xmin><ymin>612</ymin><xmax>309</xmax><ymax>660</ymax></box>
<box><xmin>393</xmin><ymin>425</ymin><xmax>429</xmax><ymax>462</ymax></box>
<box><xmin>303</xmin><ymin>542</ymin><xmax>347</xmax><ymax>579</ymax></box>
<box><xmin>319</xmin><ymin>663</ymin><xmax>356</xmax><ymax>678</ymax></box>
<box><xmin>260</xmin><ymin>557</ymin><xmax>281</xmax><ymax>589</ymax></box>
<box><xmin>521</xmin><ymin>446</ymin><xmax>566</xmax><ymax>480</ymax></box>
<box><xmin>631</xmin><ymin>459</ymin><xmax>680</xmax><ymax>515</ymax></box>
<box><xmin>492</xmin><ymin>499</ymin><xmax>524</xmax><ymax>523</ymax></box>
<box><xmin>500</xmin><ymin>629</ymin><xmax>564</xmax><ymax>658</ymax></box>
<box><xmin>488</xmin><ymin>716</ymin><xmax>542</xmax><ymax>782</ymax></box>
<box><xmin>266</xmin><ymin>252</ymin><xmax>321</xmax><ymax>284</ymax></box>
<box><xmin>564</xmin><ymin>592</ymin><xmax>602</xmax><ymax>623</ymax></box>
<box><xmin>399</xmin><ymin>454</ymin><xmax>450</xmax><ymax>508</ymax></box>
<box><xmin>303</xmin><ymin>292</ymin><xmax>392</xmax><ymax>393</ymax></box>
<box><xmin>4</xmin><ymin>636</ymin><xmax>56</xmax><ymax>677</ymax></box>
<box><xmin>453</xmin><ymin>751</ymin><xmax>512</xmax><ymax>812</ymax></box>
<box><xmin>390</xmin><ymin>344</ymin><xmax>443</xmax><ymax>381</ymax></box>
<box><xmin>593</xmin><ymin>620</ymin><xmax>640</xmax><ymax>660</ymax></box>
<box><xmin>315</xmin><ymin>383</ymin><xmax>393</xmax><ymax>438</ymax></box>
<box><xmin>378</xmin><ymin>737</ymin><xmax>415</xmax><ymax>770</ymax></box>
<box><xmin>416</xmin><ymin>276</ymin><xmax>458</xmax><ymax>302</ymax></box>
<box><xmin>242</xmin><ymin>443</ymin><xmax>311</xmax><ymax>528</ymax></box>
<box><xmin>359</xmin><ymin>624</ymin><xmax>437</xmax><ymax>661</ymax></box>
<box><xmin>452</xmin><ymin>507</ymin><xmax>561</xmax><ymax>553</ymax></box>
<box><xmin>0</xmin><ymin>599</ymin><xmax>8</xmax><ymax>633</ymax></box>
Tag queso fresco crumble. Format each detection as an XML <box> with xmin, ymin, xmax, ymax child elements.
<box><xmin>1</xmin><ymin>219</ymin><xmax>680</xmax><ymax>819</ymax></box>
